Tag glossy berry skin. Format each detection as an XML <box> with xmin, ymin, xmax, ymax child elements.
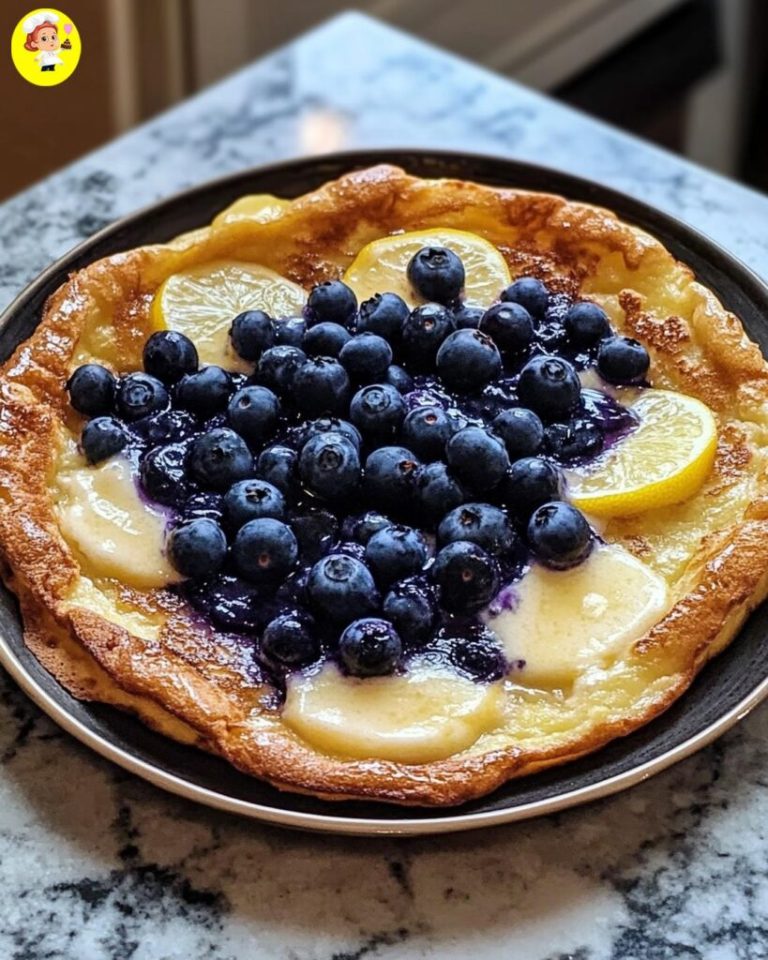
<box><xmin>293</xmin><ymin>357</ymin><xmax>351</xmax><ymax>417</ymax></box>
<box><xmin>188</xmin><ymin>427</ymin><xmax>252</xmax><ymax>490</ymax></box>
<box><xmin>67</xmin><ymin>364</ymin><xmax>116</xmax><ymax>416</ymax></box>
<box><xmin>502</xmin><ymin>456</ymin><xmax>564</xmax><ymax>520</ymax></box>
<box><xmin>306</xmin><ymin>280</ymin><xmax>357</xmax><ymax>328</ymax></box>
<box><xmin>302</xmin><ymin>322</ymin><xmax>351</xmax><ymax>358</ymax></box>
<box><xmin>339</xmin><ymin>333</ymin><xmax>393</xmax><ymax>383</ymax></box>
<box><xmin>363</xmin><ymin>446</ymin><xmax>421</xmax><ymax>511</ymax></box>
<box><xmin>565</xmin><ymin>301</ymin><xmax>611</xmax><ymax>346</ymax></box>
<box><xmin>176</xmin><ymin>365</ymin><xmax>233</xmax><ymax>415</ymax></box>
<box><xmin>301</xmin><ymin>417</ymin><xmax>362</xmax><ymax>451</ymax></box>
<box><xmin>224</xmin><ymin>478</ymin><xmax>286</xmax><ymax>528</ymax></box>
<box><xmin>453</xmin><ymin>304</ymin><xmax>484</xmax><ymax>330</ymax></box>
<box><xmin>357</xmin><ymin>292</ymin><xmax>409</xmax><ymax>339</ymax></box>
<box><xmin>139</xmin><ymin>443</ymin><xmax>188</xmax><ymax>506</ymax></box>
<box><xmin>516</xmin><ymin>355</ymin><xmax>581</xmax><ymax>423</ymax></box>
<box><xmin>261</xmin><ymin>611</ymin><xmax>319</xmax><ymax>668</ymax></box>
<box><xmin>431</xmin><ymin>540</ymin><xmax>499</xmax><ymax>614</ymax></box>
<box><xmin>445</xmin><ymin>426</ymin><xmax>510</xmax><ymax>493</ymax></box>
<box><xmin>365</xmin><ymin>524</ymin><xmax>428</xmax><ymax>587</ymax></box>
<box><xmin>527</xmin><ymin>501</ymin><xmax>593</xmax><ymax>569</ymax></box>
<box><xmin>143</xmin><ymin>330</ymin><xmax>198</xmax><ymax>384</ymax></box>
<box><xmin>131</xmin><ymin>408</ymin><xmax>197</xmax><ymax>447</ymax></box>
<box><xmin>407</xmin><ymin>246</ymin><xmax>465</xmax><ymax>304</ymax></box>
<box><xmin>353</xmin><ymin>511</ymin><xmax>392</xmax><ymax>545</ymax></box>
<box><xmin>437</xmin><ymin>329</ymin><xmax>502</xmax><ymax>393</ymax></box>
<box><xmin>232</xmin><ymin>517</ymin><xmax>298</xmax><ymax>583</ymax></box>
<box><xmin>339</xmin><ymin>618</ymin><xmax>402</xmax><ymax>677</ymax></box>
<box><xmin>290</xmin><ymin>508</ymin><xmax>338</xmax><ymax>563</ymax></box>
<box><xmin>168</xmin><ymin>517</ymin><xmax>227</xmax><ymax>580</ymax></box>
<box><xmin>479</xmin><ymin>302</ymin><xmax>534</xmax><ymax>353</ymax></box>
<box><xmin>256</xmin><ymin>345</ymin><xmax>307</xmax><ymax>395</ymax></box>
<box><xmin>437</xmin><ymin>503</ymin><xmax>516</xmax><ymax>557</ymax></box>
<box><xmin>401</xmin><ymin>303</ymin><xmax>456</xmax><ymax>371</ymax></box>
<box><xmin>501</xmin><ymin>276</ymin><xmax>549</xmax><ymax>319</ymax></box>
<box><xmin>402</xmin><ymin>405</ymin><xmax>453</xmax><ymax>461</ymax></box>
<box><xmin>385</xmin><ymin>364</ymin><xmax>415</xmax><ymax>395</ymax></box>
<box><xmin>189</xmin><ymin>573</ymin><xmax>263</xmax><ymax>634</ymax></box>
<box><xmin>81</xmin><ymin>416</ymin><xmax>129</xmax><ymax>464</ymax></box>
<box><xmin>298</xmin><ymin>431</ymin><xmax>361</xmax><ymax>501</ymax></box>
<box><xmin>544</xmin><ymin>418</ymin><xmax>604</xmax><ymax>463</ymax></box>
<box><xmin>597</xmin><ymin>335</ymin><xmax>650</xmax><ymax>385</ymax></box>
<box><xmin>492</xmin><ymin>408</ymin><xmax>544</xmax><ymax>459</ymax></box>
<box><xmin>227</xmin><ymin>385</ymin><xmax>280</xmax><ymax>447</ymax></box>
<box><xmin>256</xmin><ymin>444</ymin><xmax>298</xmax><ymax>497</ymax></box>
<box><xmin>307</xmin><ymin>553</ymin><xmax>379</xmax><ymax>624</ymax></box>
<box><xmin>382</xmin><ymin>579</ymin><xmax>435</xmax><ymax>645</ymax></box>
<box><xmin>230</xmin><ymin>309</ymin><xmax>275</xmax><ymax>361</ymax></box>
<box><xmin>183</xmin><ymin>491</ymin><xmax>224</xmax><ymax>523</ymax></box>
<box><xmin>116</xmin><ymin>373</ymin><xmax>169</xmax><ymax>421</ymax></box>
<box><xmin>273</xmin><ymin>316</ymin><xmax>306</xmax><ymax>347</ymax></box>
<box><xmin>349</xmin><ymin>383</ymin><xmax>406</xmax><ymax>438</ymax></box>
<box><xmin>450</xmin><ymin>633</ymin><xmax>505</xmax><ymax>682</ymax></box>
<box><xmin>413</xmin><ymin>462</ymin><xmax>465</xmax><ymax>524</ymax></box>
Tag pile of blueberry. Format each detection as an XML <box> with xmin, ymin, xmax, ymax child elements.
<box><xmin>66</xmin><ymin>245</ymin><xmax>648</xmax><ymax>685</ymax></box>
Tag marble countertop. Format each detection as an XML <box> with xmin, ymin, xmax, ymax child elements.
<box><xmin>2</xmin><ymin>12</ymin><xmax>768</xmax><ymax>959</ymax></box>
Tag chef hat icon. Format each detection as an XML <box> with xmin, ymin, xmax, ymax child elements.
<box><xmin>22</xmin><ymin>11</ymin><xmax>60</xmax><ymax>34</ymax></box>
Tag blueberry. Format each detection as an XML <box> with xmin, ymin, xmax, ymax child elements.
<box><xmin>143</xmin><ymin>331</ymin><xmax>198</xmax><ymax>384</ymax></box>
<box><xmin>291</xmin><ymin>508</ymin><xmax>338</xmax><ymax>563</ymax></box>
<box><xmin>227</xmin><ymin>386</ymin><xmax>280</xmax><ymax>448</ymax></box>
<box><xmin>492</xmin><ymin>408</ymin><xmax>544</xmax><ymax>459</ymax></box>
<box><xmin>413</xmin><ymin>462</ymin><xmax>465</xmax><ymax>524</ymax></box>
<box><xmin>536</xmin><ymin>321</ymin><xmax>569</xmax><ymax>353</ymax></box>
<box><xmin>298</xmin><ymin>432</ymin><xmax>361</xmax><ymax>501</ymax></box>
<box><xmin>168</xmin><ymin>517</ymin><xmax>227</xmax><ymax>580</ymax></box>
<box><xmin>186</xmin><ymin>573</ymin><xmax>264</xmax><ymax>633</ymax></box>
<box><xmin>453</xmin><ymin>304</ymin><xmax>484</xmax><ymax>329</ymax></box>
<box><xmin>139</xmin><ymin>443</ymin><xmax>189</xmax><ymax>505</ymax></box>
<box><xmin>189</xmin><ymin>427</ymin><xmax>253</xmax><ymax>490</ymax></box>
<box><xmin>307</xmin><ymin>553</ymin><xmax>379</xmax><ymax>624</ymax></box>
<box><xmin>437</xmin><ymin>503</ymin><xmax>516</xmax><ymax>557</ymax></box>
<box><xmin>544</xmin><ymin>418</ymin><xmax>604</xmax><ymax>462</ymax></box>
<box><xmin>176</xmin><ymin>366</ymin><xmax>233</xmax><ymax>415</ymax></box>
<box><xmin>306</xmin><ymin>280</ymin><xmax>357</xmax><ymax>328</ymax></box>
<box><xmin>527</xmin><ymin>501</ymin><xmax>593</xmax><ymax>569</ymax></box>
<box><xmin>338</xmin><ymin>618</ymin><xmax>401</xmax><ymax>676</ymax></box>
<box><xmin>302</xmin><ymin>322</ymin><xmax>351</xmax><ymax>358</ymax></box>
<box><xmin>256</xmin><ymin>445</ymin><xmax>298</xmax><ymax>496</ymax></box>
<box><xmin>301</xmin><ymin>417</ymin><xmax>362</xmax><ymax>451</ymax></box>
<box><xmin>67</xmin><ymin>364</ymin><xmax>116</xmax><ymax>416</ymax></box>
<box><xmin>431</xmin><ymin>541</ymin><xmax>499</xmax><ymax>614</ymax></box>
<box><xmin>501</xmin><ymin>276</ymin><xmax>549</xmax><ymax>318</ymax></box>
<box><xmin>353</xmin><ymin>511</ymin><xmax>391</xmax><ymax>545</ymax></box>
<box><xmin>232</xmin><ymin>517</ymin><xmax>298</xmax><ymax>582</ymax></box>
<box><xmin>293</xmin><ymin>357</ymin><xmax>351</xmax><ymax>417</ymax></box>
<box><xmin>450</xmin><ymin>632</ymin><xmax>505</xmax><ymax>682</ymax></box>
<box><xmin>256</xmin><ymin>346</ymin><xmax>307</xmax><ymax>394</ymax></box>
<box><xmin>130</xmin><ymin>409</ymin><xmax>197</xmax><ymax>447</ymax></box>
<box><xmin>502</xmin><ymin>456</ymin><xmax>564</xmax><ymax>519</ymax></box>
<box><xmin>445</xmin><ymin>426</ymin><xmax>509</xmax><ymax>493</ymax></box>
<box><xmin>260</xmin><ymin>611</ymin><xmax>319</xmax><ymax>668</ymax></box>
<box><xmin>479</xmin><ymin>302</ymin><xmax>534</xmax><ymax>353</ymax></box>
<box><xmin>183</xmin><ymin>491</ymin><xmax>224</xmax><ymax>522</ymax></box>
<box><xmin>357</xmin><ymin>292</ymin><xmax>409</xmax><ymax>339</ymax></box>
<box><xmin>382</xmin><ymin>579</ymin><xmax>435</xmax><ymax>645</ymax></box>
<box><xmin>565</xmin><ymin>301</ymin><xmax>611</xmax><ymax>345</ymax></box>
<box><xmin>407</xmin><ymin>246</ymin><xmax>465</xmax><ymax>304</ymax></box>
<box><xmin>81</xmin><ymin>416</ymin><xmax>129</xmax><ymax>463</ymax></box>
<box><xmin>116</xmin><ymin>373</ymin><xmax>169</xmax><ymax>421</ymax></box>
<box><xmin>365</xmin><ymin>525</ymin><xmax>428</xmax><ymax>587</ymax></box>
<box><xmin>349</xmin><ymin>383</ymin><xmax>406</xmax><ymax>438</ymax></box>
<box><xmin>401</xmin><ymin>303</ymin><xmax>456</xmax><ymax>371</ymax></box>
<box><xmin>516</xmin><ymin>355</ymin><xmax>581</xmax><ymax>423</ymax></box>
<box><xmin>385</xmin><ymin>365</ymin><xmax>415</xmax><ymax>395</ymax></box>
<box><xmin>230</xmin><ymin>310</ymin><xmax>275</xmax><ymax>361</ymax></box>
<box><xmin>402</xmin><ymin>405</ymin><xmax>453</xmax><ymax>461</ymax></box>
<box><xmin>363</xmin><ymin>446</ymin><xmax>421</xmax><ymax>511</ymax></box>
<box><xmin>224</xmin><ymin>478</ymin><xmax>286</xmax><ymax>528</ymax></box>
<box><xmin>273</xmin><ymin>316</ymin><xmax>306</xmax><ymax>347</ymax></box>
<box><xmin>597</xmin><ymin>335</ymin><xmax>650</xmax><ymax>385</ymax></box>
<box><xmin>437</xmin><ymin>329</ymin><xmax>502</xmax><ymax>393</ymax></box>
<box><xmin>339</xmin><ymin>333</ymin><xmax>393</xmax><ymax>382</ymax></box>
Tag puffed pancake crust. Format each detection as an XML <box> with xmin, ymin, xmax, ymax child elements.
<box><xmin>2</xmin><ymin>165</ymin><xmax>768</xmax><ymax>807</ymax></box>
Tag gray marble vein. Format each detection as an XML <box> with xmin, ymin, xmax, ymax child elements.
<box><xmin>1</xmin><ymin>11</ymin><xmax>768</xmax><ymax>959</ymax></box>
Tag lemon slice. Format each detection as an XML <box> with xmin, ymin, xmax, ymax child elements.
<box><xmin>151</xmin><ymin>260</ymin><xmax>306</xmax><ymax>371</ymax></box>
<box><xmin>343</xmin><ymin>228</ymin><xmax>511</xmax><ymax>307</ymax></box>
<box><xmin>568</xmin><ymin>389</ymin><xmax>718</xmax><ymax>518</ymax></box>
<box><xmin>212</xmin><ymin>194</ymin><xmax>290</xmax><ymax>227</ymax></box>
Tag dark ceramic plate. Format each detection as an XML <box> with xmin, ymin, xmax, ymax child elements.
<box><xmin>2</xmin><ymin>150</ymin><xmax>768</xmax><ymax>835</ymax></box>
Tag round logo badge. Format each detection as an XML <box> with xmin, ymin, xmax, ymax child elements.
<box><xmin>11</xmin><ymin>8</ymin><xmax>81</xmax><ymax>87</ymax></box>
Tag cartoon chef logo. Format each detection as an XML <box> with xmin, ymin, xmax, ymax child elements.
<box><xmin>11</xmin><ymin>8</ymin><xmax>82</xmax><ymax>86</ymax></box>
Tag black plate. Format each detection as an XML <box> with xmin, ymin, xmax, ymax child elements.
<box><xmin>2</xmin><ymin>149</ymin><xmax>768</xmax><ymax>835</ymax></box>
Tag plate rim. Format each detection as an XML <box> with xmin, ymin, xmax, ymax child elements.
<box><xmin>3</xmin><ymin>147</ymin><xmax>768</xmax><ymax>836</ymax></box>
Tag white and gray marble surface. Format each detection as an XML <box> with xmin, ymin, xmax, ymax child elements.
<box><xmin>2</xmin><ymin>12</ymin><xmax>768</xmax><ymax>959</ymax></box>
